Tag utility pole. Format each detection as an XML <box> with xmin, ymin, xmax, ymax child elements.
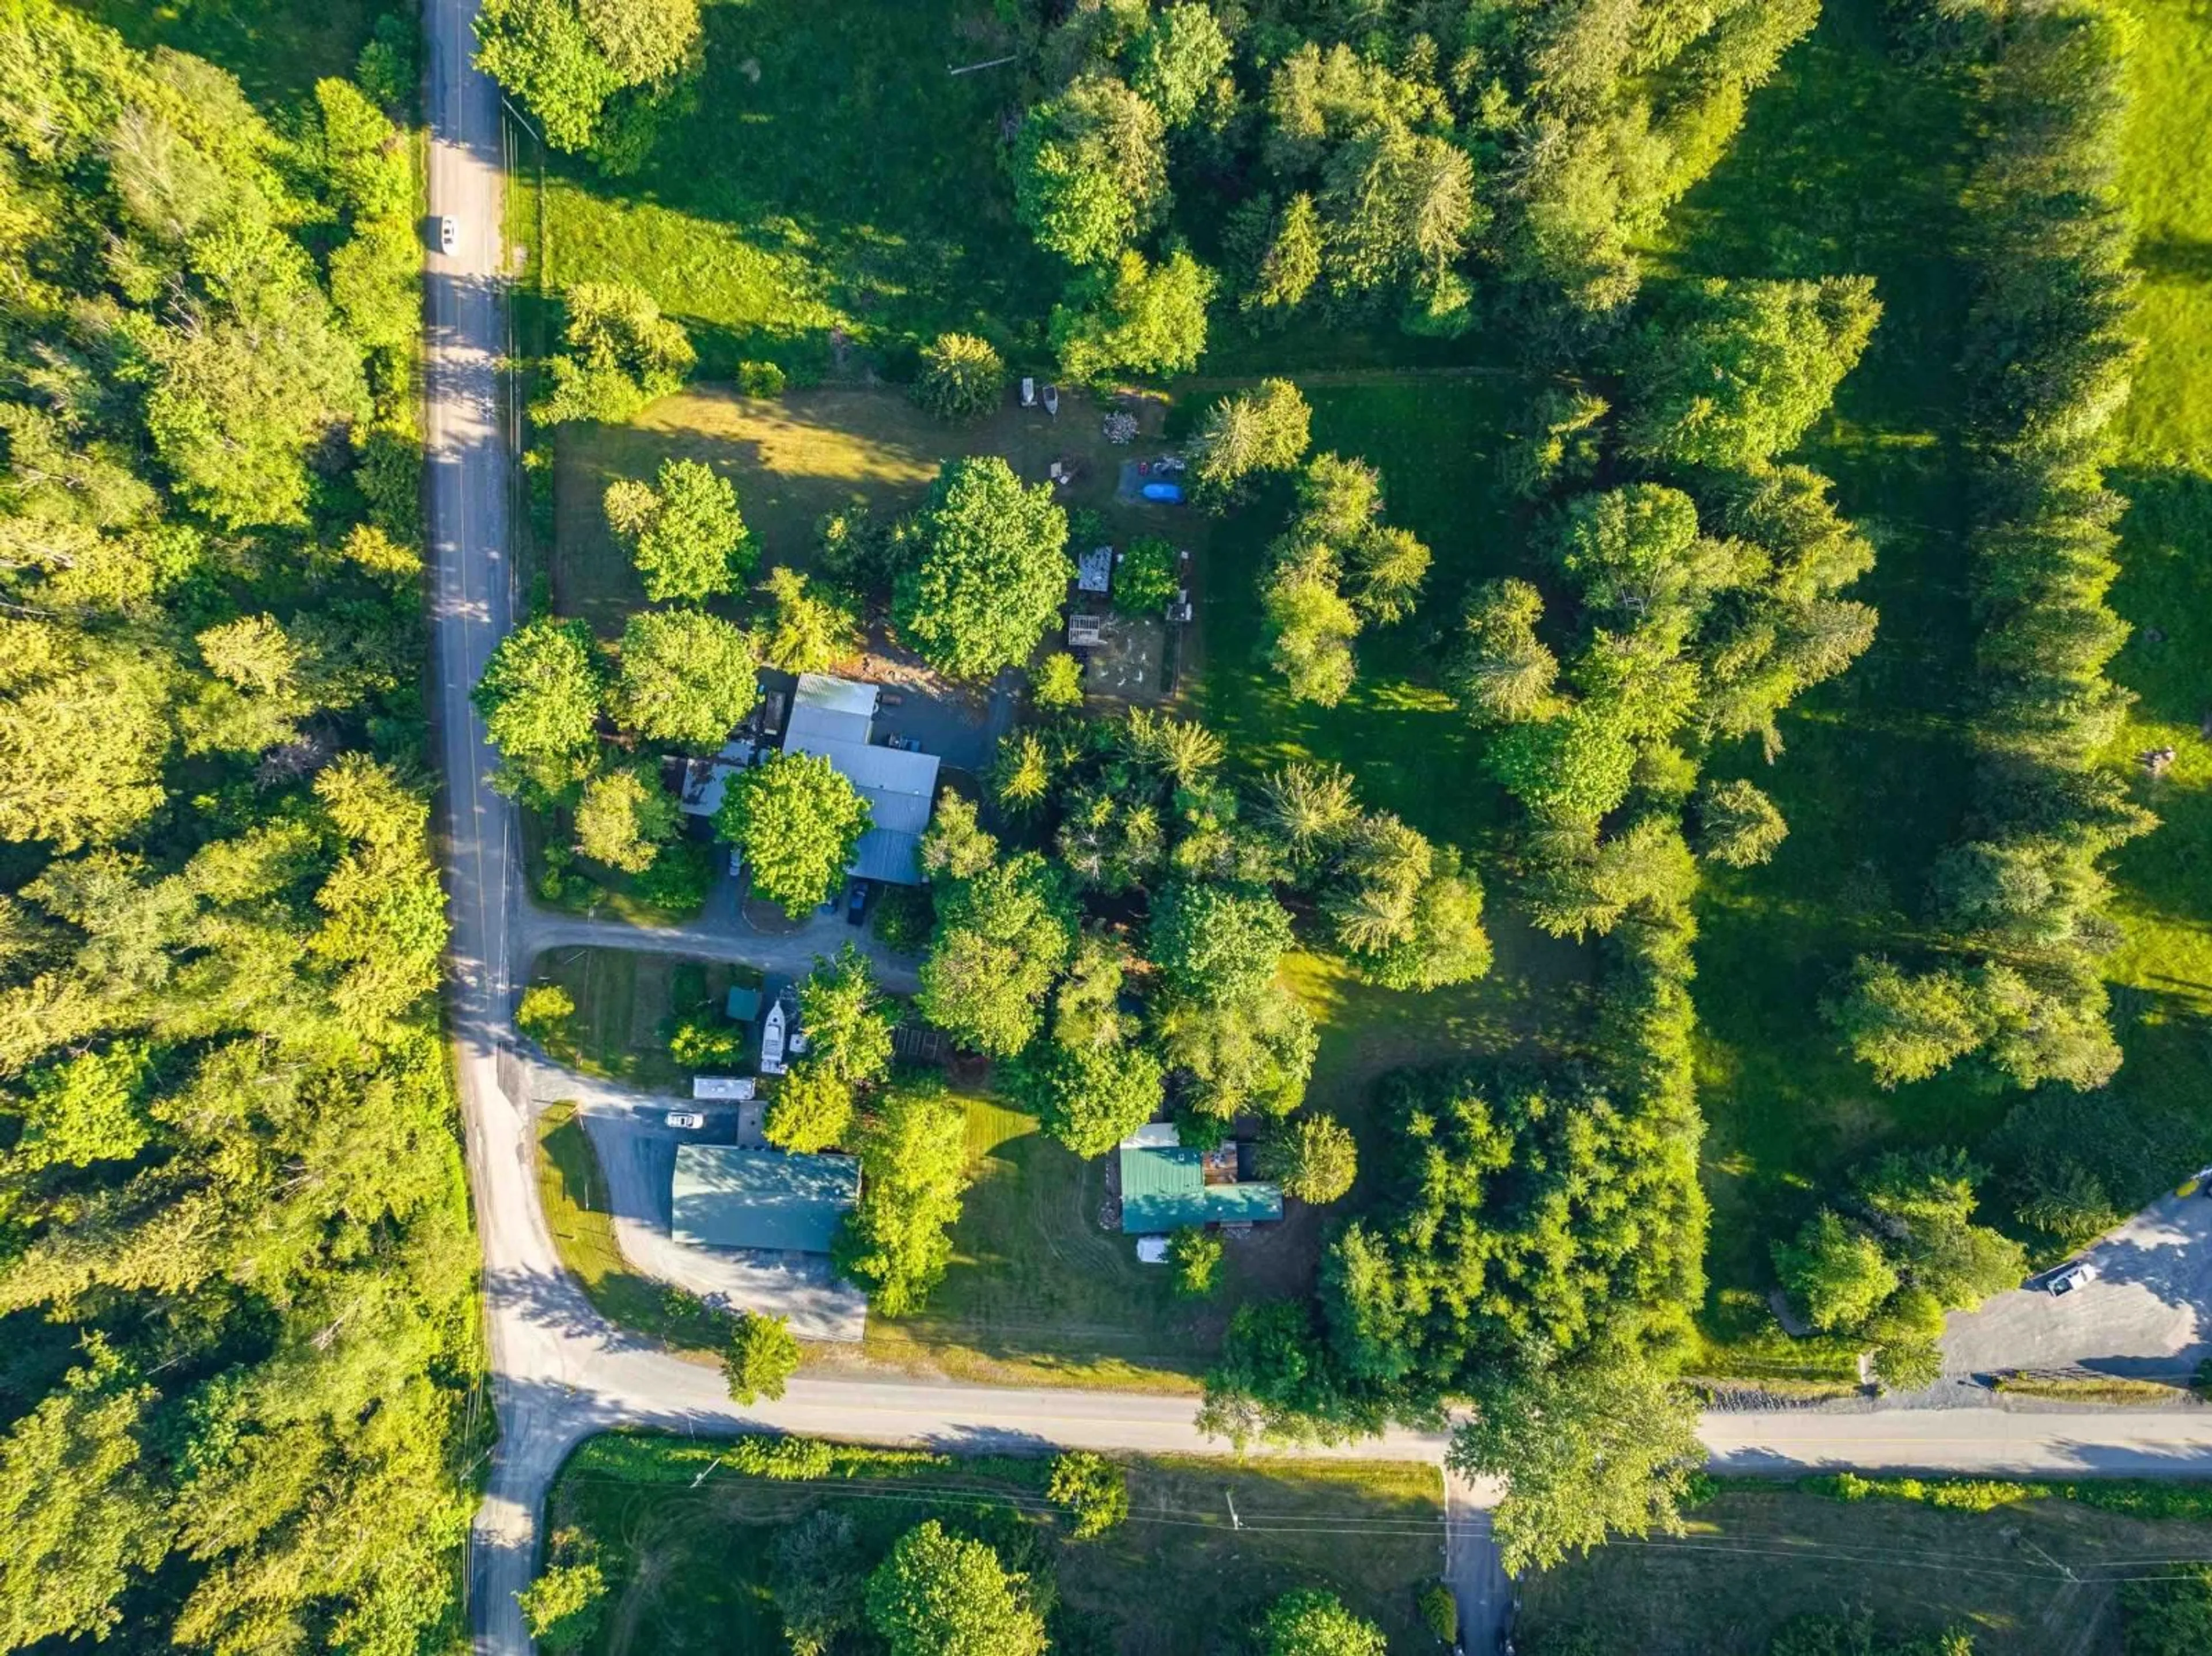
<box><xmin>1225</xmin><ymin>1491</ymin><xmax>1242</xmax><ymax>1532</ymax></box>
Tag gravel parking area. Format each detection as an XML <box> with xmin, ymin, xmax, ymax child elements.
<box><xmin>1941</xmin><ymin>1183</ymin><xmax>2212</xmax><ymax>1383</ymax></box>
<box><xmin>537</xmin><ymin>1065</ymin><xmax>869</xmax><ymax>1343</ymax></box>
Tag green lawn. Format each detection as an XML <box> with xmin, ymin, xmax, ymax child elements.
<box><xmin>551</xmin><ymin>381</ymin><xmax>1185</xmax><ymax>635</ymax></box>
<box><xmin>524</xmin><ymin>0</ymin><xmax>1061</xmax><ymax>381</ymax></box>
<box><xmin>1637</xmin><ymin>0</ymin><xmax>2018</xmax><ymax>1372</ymax></box>
<box><xmin>1637</xmin><ymin>0</ymin><xmax>2212</xmax><ymax>1375</ymax></box>
<box><xmin>2096</xmin><ymin>0</ymin><xmax>2212</xmax><ymax>1193</ymax></box>
<box><xmin>2116</xmin><ymin>0</ymin><xmax>2212</xmax><ymax>467</ymax></box>
<box><xmin>1188</xmin><ymin>371</ymin><xmax>1597</xmax><ymax>1096</ymax></box>
<box><xmin>536</xmin><ymin>1101</ymin><xmax>729</xmax><ymax>1357</ymax></box>
<box><xmin>527</xmin><ymin>948</ymin><xmax>756</xmax><ymax>1092</ymax></box>
<box><xmin>859</xmin><ymin>1094</ymin><xmax>1228</xmax><ymax>1390</ymax></box>
<box><xmin>544</xmin><ymin>1433</ymin><xmax>1444</xmax><ymax>1656</ymax></box>
<box><xmin>1521</xmin><ymin>1479</ymin><xmax>2212</xmax><ymax>1655</ymax></box>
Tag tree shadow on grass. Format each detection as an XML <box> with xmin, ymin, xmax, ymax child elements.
<box><xmin>533</xmin><ymin>0</ymin><xmax>1061</xmax><ymax>372</ymax></box>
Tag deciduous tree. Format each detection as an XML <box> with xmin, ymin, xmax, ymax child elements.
<box><xmin>1013</xmin><ymin>75</ymin><xmax>1168</xmax><ymax>266</ymax></box>
<box><xmin>473</xmin><ymin>617</ymin><xmax>605</xmax><ymax>799</ymax></box>
<box><xmin>1047</xmin><ymin>1451</ymin><xmax>1129</xmax><ymax>1538</ymax></box>
<box><xmin>715</xmin><ymin>752</ymin><xmax>870</xmax><ymax>916</ymax></box>
<box><xmin>895</xmin><ymin>458</ymin><xmax>1071</xmax><ymax>680</ymax></box>
<box><xmin>757</xmin><ymin>566</ymin><xmax>862</xmax><ymax>676</ymax></box>
<box><xmin>604</xmin><ymin>457</ymin><xmax>752</xmax><ymax>601</ymax></box>
<box><xmin>1258</xmin><ymin>1590</ymin><xmax>1387</xmax><ymax>1656</ymax></box>
<box><xmin>1448</xmin><ymin>1354</ymin><xmax>1703</xmax><ymax>1575</ymax></box>
<box><xmin>573</xmin><ymin>764</ymin><xmax>678</xmax><ymax>872</ymax></box>
<box><xmin>608</xmin><ymin>606</ymin><xmax>759</xmax><ymax>749</ymax></box>
<box><xmin>865</xmin><ymin>1521</ymin><xmax>1046</xmax><ymax>1656</ymax></box>
<box><xmin>835</xmin><ymin>1084</ymin><xmax>974</xmax><ymax>1317</ymax></box>
<box><xmin>1051</xmin><ymin>248</ymin><xmax>1216</xmax><ymax>381</ymax></box>
<box><xmin>722</xmin><ymin>1311</ymin><xmax>800</xmax><ymax>1404</ymax></box>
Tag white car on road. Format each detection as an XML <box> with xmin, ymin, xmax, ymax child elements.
<box><xmin>2046</xmin><ymin>1262</ymin><xmax>2099</xmax><ymax>1296</ymax></box>
<box><xmin>437</xmin><ymin>214</ymin><xmax>459</xmax><ymax>256</ymax></box>
<box><xmin>663</xmin><ymin>1110</ymin><xmax>706</xmax><ymax>1131</ymax></box>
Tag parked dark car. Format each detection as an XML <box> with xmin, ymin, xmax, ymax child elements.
<box><xmin>846</xmin><ymin>880</ymin><xmax>870</xmax><ymax>924</ymax></box>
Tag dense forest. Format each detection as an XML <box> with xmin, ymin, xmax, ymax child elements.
<box><xmin>0</xmin><ymin>3</ymin><xmax>475</xmax><ymax>1650</ymax></box>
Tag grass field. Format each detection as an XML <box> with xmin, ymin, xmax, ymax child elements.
<box><xmin>544</xmin><ymin>1433</ymin><xmax>1444</xmax><ymax>1656</ymax></box>
<box><xmin>858</xmin><ymin>1094</ymin><xmax>1225</xmax><ymax>1389</ymax></box>
<box><xmin>525</xmin><ymin>0</ymin><xmax>1060</xmax><ymax>381</ymax></box>
<box><xmin>1521</xmin><ymin>1479</ymin><xmax>2212</xmax><ymax>1656</ymax></box>
<box><xmin>1656</xmin><ymin>0</ymin><xmax>2212</xmax><ymax>1377</ymax></box>
<box><xmin>536</xmin><ymin>1101</ymin><xmax>729</xmax><ymax>1357</ymax></box>
<box><xmin>527</xmin><ymin>948</ymin><xmax>755</xmax><ymax>1093</ymax></box>
<box><xmin>551</xmin><ymin>381</ymin><xmax>1180</xmax><ymax>635</ymax></box>
<box><xmin>1626</xmin><ymin>0</ymin><xmax>2050</xmax><ymax>1374</ymax></box>
<box><xmin>2095</xmin><ymin>0</ymin><xmax>2212</xmax><ymax>1201</ymax></box>
<box><xmin>1188</xmin><ymin>371</ymin><xmax>1594</xmax><ymax>1064</ymax></box>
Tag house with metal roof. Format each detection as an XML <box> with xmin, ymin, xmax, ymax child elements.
<box><xmin>780</xmin><ymin>673</ymin><xmax>940</xmax><ymax>885</ymax></box>
<box><xmin>1117</xmin><ymin>1122</ymin><xmax>1283</xmax><ymax>1234</ymax></box>
<box><xmin>671</xmin><ymin>1145</ymin><xmax>858</xmax><ymax>1253</ymax></box>
<box><xmin>676</xmin><ymin>736</ymin><xmax>757</xmax><ymax>817</ymax></box>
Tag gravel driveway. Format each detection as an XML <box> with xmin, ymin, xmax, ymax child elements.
<box><xmin>536</xmin><ymin>1064</ymin><xmax>869</xmax><ymax>1343</ymax></box>
<box><xmin>1941</xmin><ymin>1183</ymin><xmax>2212</xmax><ymax>1382</ymax></box>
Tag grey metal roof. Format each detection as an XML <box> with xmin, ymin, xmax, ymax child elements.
<box><xmin>1077</xmin><ymin>544</ymin><xmax>1113</xmax><ymax>593</ymax></box>
<box><xmin>785</xmin><ymin>704</ymin><xmax>874</xmax><ymax>747</ymax></box>
<box><xmin>794</xmin><ymin>673</ymin><xmax>879</xmax><ymax>718</ymax></box>
<box><xmin>671</xmin><ymin>1145</ymin><xmax>858</xmax><ymax>1253</ymax></box>
<box><xmin>850</xmin><ymin>827</ymin><xmax>923</xmax><ymax>884</ymax></box>
<box><xmin>781</xmin><ymin>732</ymin><xmax>940</xmax><ymax>885</ymax></box>
<box><xmin>784</xmin><ymin>733</ymin><xmax>939</xmax><ymax>800</ymax></box>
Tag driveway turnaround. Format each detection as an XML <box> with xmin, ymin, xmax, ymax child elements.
<box><xmin>542</xmin><ymin>1066</ymin><xmax>870</xmax><ymax>1342</ymax></box>
<box><xmin>1942</xmin><ymin>1185</ymin><xmax>2212</xmax><ymax>1384</ymax></box>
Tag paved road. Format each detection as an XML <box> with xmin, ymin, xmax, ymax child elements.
<box><xmin>518</xmin><ymin>907</ymin><xmax>923</xmax><ymax>994</ymax></box>
<box><xmin>421</xmin><ymin>10</ymin><xmax>2212</xmax><ymax>1655</ymax></box>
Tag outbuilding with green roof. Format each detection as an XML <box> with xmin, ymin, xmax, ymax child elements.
<box><xmin>1117</xmin><ymin>1124</ymin><xmax>1282</xmax><ymax>1234</ymax></box>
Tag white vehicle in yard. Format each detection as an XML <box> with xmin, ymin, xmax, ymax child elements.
<box><xmin>2046</xmin><ymin>1262</ymin><xmax>2099</xmax><ymax>1296</ymax></box>
<box><xmin>663</xmin><ymin>1110</ymin><xmax>706</xmax><ymax>1131</ymax></box>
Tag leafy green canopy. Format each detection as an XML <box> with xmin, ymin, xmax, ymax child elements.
<box><xmin>603</xmin><ymin>456</ymin><xmax>753</xmax><ymax>602</ymax></box>
<box><xmin>895</xmin><ymin>457</ymin><xmax>1072</xmax><ymax>681</ymax></box>
<box><xmin>608</xmin><ymin>605</ymin><xmax>759</xmax><ymax>749</ymax></box>
<box><xmin>714</xmin><ymin>751</ymin><xmax>871</xmax><ymax>916</ymax></box>
<box><xmin>0</xmin><ymin>9</ymin><xmax>472</xmax><ymax>1640</ymax></box>
<box><xmin>1323</xmin><ymin>1065</ymin><xmax>1705</xmax><ymax>1397</ymax></box>
<box><xmin>473</xmin><ymin>616</ymin><xmax>608</xmax><ymax>801</ymax></box>
<box><xmin>475</xmin><ymin>0</ymin><xmax>700</xmax><ymax>154</ymax></box>
<box><xmin>1447</xmin><ymin>1351</ymin><xmax>1704</xmax><ymax>1575</ymax></box>
<box><xmin>865</xmin><ymin>1520</ymin><xmax>1047</xmax><ymax>1656</ymax></box>
<box><xmin>834</xmin><ymin>1081</ymin><xmax>975</xmax><ymax>1317</ymax></box>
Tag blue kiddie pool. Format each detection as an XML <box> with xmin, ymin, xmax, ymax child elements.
<box><xmin>1141</xmin><ymin>482</ymin><xmax>1184</xmax><ymax>503</ymax></box>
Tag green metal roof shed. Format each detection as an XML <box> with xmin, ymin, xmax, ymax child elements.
<box><xmin>672</xmin><ymin>1145</ymin><xmax>858</xmax><ymax>1254</ymax></box>
<box><xmin>1118</xmin><ymin>1132</ymin><xmax>1282</xmax><ymax>1234</ymax></box>
<box><xmin>725</xmin><ymin>986</ymin><xmax>763</xmax><ymax>1022</ymax></box>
